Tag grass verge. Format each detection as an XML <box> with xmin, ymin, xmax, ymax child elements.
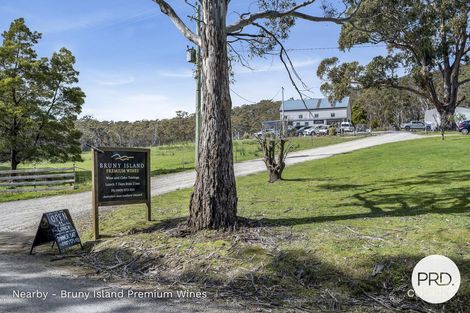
<box><xmin>0</xmin><ymin>136</ymin><xmax>362</xmax><ymax>202</ymax></box>
<box><xmin>73</xmin><ymin>136</ymin><xmax>470</xmax><ymax>312</ymax></box>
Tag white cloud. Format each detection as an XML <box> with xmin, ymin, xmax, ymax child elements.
<box><xmin>234</xmin><ymin>57</ymin><xmax>320</xmax><ymax>74</ymax></box>
<box><xmin>82</xmin><ymin>92</ymin><xmax>171</xmax><ymax>121</ymax></box>
<box><xmin>33</xmin><ymin>8</ymin><xmax>156</xmax><ymax>34</ymax></box>
<box><xmin>157</xmin><ymin>69</ymin><xmax>194</xmax><ymax>78</ymax></box>
<box><xmin>94</xmin><ymin>76</ymin><xmax>136</xmax><ymax>86</ymax></box>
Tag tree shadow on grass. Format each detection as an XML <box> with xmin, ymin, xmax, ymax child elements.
<box><xmin>71</xmin><ymin>169</ymin><xmax>470</xmax><ymax>311</ymax></box>
<box><xmin>118</xmin><ymin>170</ymin><xmax>470</xmax><ymax>235</ymax></box>
<box><xmin>280</xmin><ymin>177</ymin><xmax>323</xmax><ymax>182</ymax></box>
<box><xmin>254</xmin><ymin>170</ymin><xmax>470</xmax><ymax>227</ymax></box>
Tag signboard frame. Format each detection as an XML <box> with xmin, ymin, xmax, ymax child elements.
<box><xmin>92</xmin><ymin>147</ymin><xmax>151</xmax><ymax>240</ymax></box>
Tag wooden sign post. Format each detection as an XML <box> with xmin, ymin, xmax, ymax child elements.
<box><xmin>30</xmin><ymin>209</ymin><xmax>82</xmax><ymax>254</ymax></box>
<box><xmin>92</xmin><ymin>147</ymin><xmax>151</xmax><ymax>240</ymax></box>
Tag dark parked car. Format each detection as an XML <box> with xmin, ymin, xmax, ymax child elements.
<box><xmin>458</xmin><ymin>120</ymin><xmax>470</xmax><ymax>135</ymax></box>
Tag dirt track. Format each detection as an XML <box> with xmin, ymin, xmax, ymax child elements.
<box><xmin>0</xmin><ymin>132</ymin><xmax>421</xmax><ymax>233</ymax></box>
<box><xmin>0</xmin><ymin>132</ymin><xmax>423</xmax><ymax>313</ymax></box>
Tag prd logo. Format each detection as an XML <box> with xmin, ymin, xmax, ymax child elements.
<box><xmin>411</xmin><ymin>255</ymin><xmax>461</xmax><ymax>304</ymax></box>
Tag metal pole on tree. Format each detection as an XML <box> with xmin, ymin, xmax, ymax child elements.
<box><xmin>281</xmin><ymin>86</ymin><xmax>285</xmax><ymax>136</ymax></box>
<box><xmin>195</xmin><ymin>2</ymin><xmax>202</xmax><ymax>167</ymax></box>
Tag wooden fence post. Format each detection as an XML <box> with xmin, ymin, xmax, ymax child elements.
<box><xmin>91</xmin><ymin>149</ymin><xmax>99</xmax><ymax>240</ymax></box>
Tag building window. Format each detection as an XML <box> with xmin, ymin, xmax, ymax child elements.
<box><xmin>331</xmin><ymin>113</ymin><xmax>335</xmax><ymax>117</ymax></box>
<box><xmin>314</xmin><ymin>113</ymin><xmax>319</xmax><ymax>118</ymax></box>
<box><xmin>298</xmin><ymin>114</ymin><xmax>303</xmax><ymax>119</ymax></box>
<box><xmin>304</xmin><ymin>122</ymin><xmax>309</xmax><ymax>126</ymax></box>
<box><xmin>296</xmin><ymin>122</ymin><xmax>300</xmax><ymax>126</ymax></box>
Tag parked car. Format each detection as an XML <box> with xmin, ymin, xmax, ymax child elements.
<box><xmin>458</xmin><ymin>120</ymin><xmax>470</xmax><ymax>135</ymax></box>
<box><xmin>295</xmin><ymin>126</ymin><xmax>312</xmax><ymax>136</ymax></box>
<box><xmin>303</xmin><ymin>126</ymin><xmax>318</xmax><ymax>136</ymax></box>
<box><xmin>340</xmin><ymin>122</ymin><xmax>354</xmax><ymax>133</ymax></box>
<box><xmin>254</xmin><ymin>128</ymin><xmax>278</xmax><ymax>138</ymax></box>
<box><xmin>301</xmin><ymin>126</ymin><xmax>314</xmax><ymax>136</ymax></box>
<box><xmin>354</xmin><ymin>124</ymin><xmax>370</xmax><ymax>133</ymax></box>
<box><xmin>314</xmin><ymin>125</ymin><xmax>329</xmax><ymax>136</ymax></box>
<box><xmin>400</xmin><ymin>121</ymin><xmax>431</xmax><ymax>131</ymax></box>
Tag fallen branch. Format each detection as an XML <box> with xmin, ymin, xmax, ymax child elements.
<box><xmin>345</xmin><ymin>226</ymin><xmax>386</xmax><ymax>242</ymax></box>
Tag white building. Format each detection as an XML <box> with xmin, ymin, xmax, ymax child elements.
<box><xmin>424</xmin><ymin>107</ymin><xmax>470</xmax><ymax>130</ymax></box>
<box><xmin>280</xmin><ymin>97</ymin><xmax>351</xmax><ymax>126</ymax></box>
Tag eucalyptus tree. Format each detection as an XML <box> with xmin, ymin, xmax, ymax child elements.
<box><xmin>152</xmin><ymin>0</ymin><xmax>360</xmax><ymax>230</ymax></box>
<box><xmin>317</xmin><ymin>0</ymin><xmax>470</xmax><ymax>139</ymax></box>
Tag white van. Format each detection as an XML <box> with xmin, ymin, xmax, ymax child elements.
<box><xmin>340</xmin><ymin>122</ymin><xmax>354</xmax><ymax>132</ymax></box>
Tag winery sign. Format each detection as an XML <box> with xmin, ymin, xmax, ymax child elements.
<box><xmin>92</xmin><ymin>147</ymin><xmax>151</xmax><ymax>239</ymax></box>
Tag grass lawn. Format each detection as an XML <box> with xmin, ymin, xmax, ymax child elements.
<box><xmin>76</xmin><ymin>136</ymin><xmax>470</xmax><ymax>312</ymax></box>
<box><xmin>0</xmin><ymin>136</ymin><xmax>361</xmax><ymax>202</ymax></box>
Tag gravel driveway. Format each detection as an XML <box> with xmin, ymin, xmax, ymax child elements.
<box><xmin>0</xmin><ymin>132</ymin><xmax>422</xmax><ymax>313</ymax></box>
<box><xmin>0</xmin><ymin>132</ymin><xmax>421</xmax><ymax>233</ymax></box>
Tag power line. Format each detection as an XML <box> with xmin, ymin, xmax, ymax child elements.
<box><xmin>267</xmin><ymin>88</ymin><xmax>282</xmax><ymax>101</ymax></box>
<box><xmin>230</xmin><ymin>88</ymin><xmax>258</xmax><ymax>104</ymax></box>
<box><xmin>230</xmin><ymin>87</ymin><xmax>282</xmax><ymax>104</ymax></box>
<box><xmin>285</xmin><ymin>45</ymin><xmax>386</xmax><ymax>51</ymax></box>
<box><xmin>233</xmin><ymin>44</ymin><xmax>386</xmax><ymax>54</ymax></box>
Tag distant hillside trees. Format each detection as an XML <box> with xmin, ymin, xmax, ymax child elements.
<box><xmin>76</xmin><ymin>100</ymin><xmax>279</xmax><ymax>150</ymax></box>
<box><xmin>231</xmin><ymin>100</ymin><xmax>280</xmax><ymax>137</ymax></box>
<box><xmin>0</xmin><ymin>19</ymin><xmax>84</xmax><ymax>169</ymax></box>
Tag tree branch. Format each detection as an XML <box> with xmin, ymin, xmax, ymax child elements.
<box><xmin>252</xmin><ymin>22</ymin><xmax>315</xmax><ymax>120</ymax></box>
<box><xmin>227</xmin><ymin>0</ymin><xmax>356</xmax><ymax>33</ymax></box>
<box><xmin>152</xmin><ymin>0</ymin><xmax>201</xmax><ymax>46</ymax></box>
<box><xmin>460</xmin><ymin>78</ymin><xmax>470</xmax><ymax>86</ymax></box>
<box><xmin>373</xmin><ymin>82</ymin><xmax>434</xmax><ymax>104</ymax></box>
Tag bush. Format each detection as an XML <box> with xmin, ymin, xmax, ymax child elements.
<box><xmin>328</xmin><ymin>126</ymin><xmax>336</xmax><ymax>136</ymax></box>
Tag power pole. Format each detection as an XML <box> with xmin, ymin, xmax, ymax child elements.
<box><xmin>281</xmin><ymin>86</ymin><xmax>285</xmax><ymax>136</ymax></box>
<box><xmin>195</xmin><ymin>3</ymin><xmax>202</xmax><ymax>168</ymax></box>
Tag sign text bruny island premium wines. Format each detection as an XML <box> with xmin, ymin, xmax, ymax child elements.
<box><xmin>92</xmin><ymin>147</ymin><xmax>151</xmax><ymax>240</ymax></box>
<box><xmin>96</xmin><ymin>150</ymin><xmax>149</xmax><ymax>203</ymax></box>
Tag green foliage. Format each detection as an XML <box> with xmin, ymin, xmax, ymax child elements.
<box><xmin>317</xmin><ymin>0</ymin><xmax>470</xmax><ymax>128</ymax></box>
<box><xmin>454</xmin><ymin>112</ymin><xmax>466</xmax><ymax>123</ymax></box>
<box><xmin>351</xmin><ymin>103</ymin><xmax>367</xmax><ymax>125</ymax></box>
<box><xmin>317</xmin><ymin>57</ymin><xmax>362</xmax><ymax>102</ymax></box>
<box><xmin>0</xmin><ymin>18</ymin><xmax>84</xmax><ymax>169</ymax></box>
<box><xmin>350</xmin><ymin>87</ymin><xmax>425</xmax><ymax>129</ymax></box>
<box><xmin>231</xmin><ymin>100</ymin><xmax>280</xmax><ymax>135</ymax></box>
<box><xmin>327</xmin><ymin>125</ymin><xmax>336</xmax><ymax>136</ymax></box>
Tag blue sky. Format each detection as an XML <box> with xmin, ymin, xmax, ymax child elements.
<box><xmin>0</xmin><ymin>0</ymin><xmax>386</xmax><ymax>121</ymax></box>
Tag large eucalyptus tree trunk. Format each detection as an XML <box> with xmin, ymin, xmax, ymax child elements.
<box><xmin>188</xmin><ymin>0</ymin><xmax>237</xmax><ymax>231</ymax></box>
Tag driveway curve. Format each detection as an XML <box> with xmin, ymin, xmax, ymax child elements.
<box><xmin>0</xmin><ymin>132</ymin><xmax>421</xmax><ymax>232</ymax></box>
